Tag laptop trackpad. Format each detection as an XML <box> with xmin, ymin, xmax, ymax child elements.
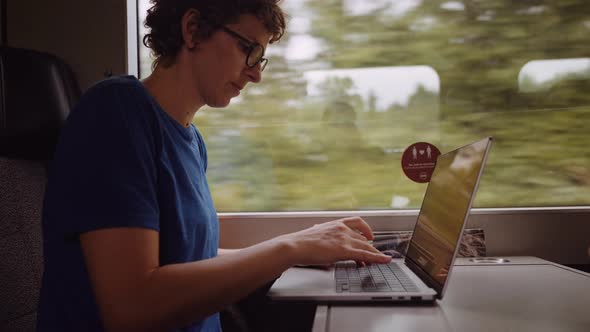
<box><xmin>269</xmin><ymin>267</ymin><xmax>336</xmax><ymax>299</ymax></box>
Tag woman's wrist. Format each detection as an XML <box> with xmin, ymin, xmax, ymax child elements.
<box><xmin>270</xmin><ymin>235</ymin><xmax>299</xmax><ymax>268</ymax></box>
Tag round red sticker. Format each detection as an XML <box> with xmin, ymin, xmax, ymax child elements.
<box><xmin>401</xmin><ymin>142</ymin><xmax>441</xmax><ymax>183</ymax></box>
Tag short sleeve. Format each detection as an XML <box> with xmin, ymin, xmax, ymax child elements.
<box><xmin>192</xmin><ymin>126</ymin><xmax>208</xmax><ymax>172</ymax></box>
<box><xmin>45</xmin><ymin>80</ymin><xmax>160</xmax><ymax>236</ymax></box>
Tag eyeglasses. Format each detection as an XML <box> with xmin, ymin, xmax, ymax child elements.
<box><xmin>221</xmin><ymin>26</ymin><xmax>268</xmax><ymax>72</ymax></box>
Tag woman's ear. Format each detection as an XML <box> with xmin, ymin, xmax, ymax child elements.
<box><xmin>181</xmin><ymin>8</ymin><xmax>201</xmax><ymax>50</ymax></box>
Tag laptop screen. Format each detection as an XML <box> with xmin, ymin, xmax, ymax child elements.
<box><xmin>406</xmin><ymin>137</ymin><xmax>491</xmax><ymax>288</ymax></box>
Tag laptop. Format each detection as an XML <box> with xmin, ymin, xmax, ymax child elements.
<box><xmin>269</xmin><ymin>137</ymin><xmax>493</xmax><ymax>302</ymax></box>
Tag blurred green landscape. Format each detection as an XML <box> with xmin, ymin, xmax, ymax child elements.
<box><xmin>140</xmin><ymin>0</ymin><xmax>590</xmax><ymax>211</ymax></box>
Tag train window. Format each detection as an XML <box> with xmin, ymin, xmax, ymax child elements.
<box><xmin>136</xmin><ymin>0</ymin><xmax>590</xmax><ymax>211</ymax></box>
<box><xmin>519</xmin><ymin>58</ymin><xmax>590</xmax><ymax>93</ymax></box>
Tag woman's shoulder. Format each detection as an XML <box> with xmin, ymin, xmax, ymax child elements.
<box><xmin>67</xmin><ymin>75</ymin><xmax>157</xmax><ymax>131</ymax></box>
<box><xmin>73</xmin><ymin>75</ymin><xmax>154</xmax><ymax>118</ymax></box>
<box><xmin>84</xmin><ymin>75</ymin><xmax>146</xmax><ymax>100</ymax></box>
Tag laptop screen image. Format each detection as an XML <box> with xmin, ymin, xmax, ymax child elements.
<box><xmin>406</xmin><ymin>137</ymin><xmax>491</xmax><ymax>293</ymax></box>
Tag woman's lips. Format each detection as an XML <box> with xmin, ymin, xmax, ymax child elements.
<box><xmin>231</xmin><ymin>83</ymin><xmax>243</xmax><ymax>95</ymax></box>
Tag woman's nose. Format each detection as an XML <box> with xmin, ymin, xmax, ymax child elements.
<box><xmin>246</xmin><ymin>64</ymin><xmax>262</xmax><ymax>83</ymax></box>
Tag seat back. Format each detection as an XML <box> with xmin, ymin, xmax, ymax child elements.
<box><xmin>0</xmin><ymin>46</ymin><xmax>80</xmax><ymax>331</ymax></box>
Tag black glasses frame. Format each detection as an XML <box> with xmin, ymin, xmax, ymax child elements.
<box><xmin>221</xmin><ymin>26</ymin><xmax>268</xmax><ymax>72</ymax></box>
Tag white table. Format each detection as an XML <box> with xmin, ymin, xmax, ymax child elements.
<box><xmin>302</xmin><ymin>257</ymin><xmax>590</xmax><ymax>332</ymax></box>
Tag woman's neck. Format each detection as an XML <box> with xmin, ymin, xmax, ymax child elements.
<box><xmin>141</xmin><ymin>64</ymin><xmax>204</xmax><ymax>128</ymax></box>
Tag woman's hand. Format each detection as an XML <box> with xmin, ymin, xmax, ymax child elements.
<box><xmin>276</xmin><ymin>217</ymin><xmax>392</xmax><ymax>267</ymax></box>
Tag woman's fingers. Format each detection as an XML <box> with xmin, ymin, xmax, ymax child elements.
<box><xmin>350</xmin><ymin>238</ymin><xmax>382</xmax><ymax>255</ymax></box>
<box><xmin>349</xmin><ymin>248</ymin><xmax>392</xmax><ymax>264</ymax></box>
<box><xmin>341</xmin><ymin>217</ymin><xmax>375</xmax><ymax>241</ymax></box>
<box><xmin>346</xmin><ymin>238</ymin><xmax>390</xmax><ymax>264</ymax></box>
<box><xmin>289</xmin><ymin>217</ymin><xmax>390</xmax><ymax>266</ymax></box>
<box><xmin>337</xmin><ymin>217</ymin><xmax>390</xmax><ymax>264</ymax></box>
<box><xmin>346</xmin><ymin>227</ymin><xmax>369</xmax><ymax>242</ymax></box>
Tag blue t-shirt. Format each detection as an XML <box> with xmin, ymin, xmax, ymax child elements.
<box><xmin>37</xmin><ymin>76</ymin><xmax>220</xmax><ymax>331</ymax></box>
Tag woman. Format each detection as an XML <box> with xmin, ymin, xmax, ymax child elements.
<box><xmin>37</xmin><ymin>0</ymin><xmax>391</xmax><ymax>331</ymax></box>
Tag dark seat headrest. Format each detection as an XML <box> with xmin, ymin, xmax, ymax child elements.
<box><xmin>0</xmin><ymin>47</ymin><xmax>81</xmax><ymax>161</ymax></box>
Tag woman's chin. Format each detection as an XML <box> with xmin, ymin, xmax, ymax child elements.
<box><xmin>207</xmin><ymin>97</ymin><xmax>232</xmax><ymax>108</ymax></box>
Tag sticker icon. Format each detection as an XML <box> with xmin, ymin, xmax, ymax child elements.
<box><xmin>401</xmin><ymin>142</ymin><xmax>441</xmax><ymax>183</ymax></box>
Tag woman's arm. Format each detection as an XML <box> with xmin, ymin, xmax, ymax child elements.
<box><xmin>80</xmin><ymin>217</ymin><xmax>390</xmax><ymax>331</ymax></box>
<box><xmin>218</xmin><ymin>248</ymin><xmax>241</xmax><ymax>255</ymax></box>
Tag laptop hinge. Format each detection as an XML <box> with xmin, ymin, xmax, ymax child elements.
<box><xmin>405</xmin><ymin>257</ymin><xmax>444</xmax><ymax>299</ymax></box>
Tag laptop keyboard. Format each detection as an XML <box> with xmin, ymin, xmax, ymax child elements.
<box><xmin>335</xmin><ymin>261</ymin><xmax>419</xmax><ymax>293</ymax></box>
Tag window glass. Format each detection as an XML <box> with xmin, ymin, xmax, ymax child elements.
<box><xmin>519</xmin><ymin>58</ymin><xmax>590</xmax><ymax>93</ymax></box>
<box><xmin>137</xmin><ymin>0</ymin><xmax>590</xmax><ymax>211</ymax></box>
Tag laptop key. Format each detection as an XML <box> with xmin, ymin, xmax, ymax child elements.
<box><xmin>349</xmin><ymin>285</ymin><xmax>362</xmax><ymax>292</ymax></box>
<box><xmin>336</xmin><ymin>261</ymin><xmax>419</xmax><ymax>293</ymax></box>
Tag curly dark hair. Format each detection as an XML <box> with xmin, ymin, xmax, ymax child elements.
<box><xmin>143</xmin><ymin>0</ymin><xmax>286</xmax><ymax>68</ymax></box>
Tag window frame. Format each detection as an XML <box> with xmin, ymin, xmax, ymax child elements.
<box><xmin>126</xmin><ymin>0</ymin><xmax>139</xmax><ymax>78</ymax></box>
<box><xmin>218</xmin><ymin>207</ymin><xmax>590</xmax><ymax>265</ymax></box>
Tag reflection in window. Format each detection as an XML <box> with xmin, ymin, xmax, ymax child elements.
<box><xmin>519</xmin><ymin>58</ymin><xmax>590</xmax><ymax>93</ymax></box>
<box><xmin>202</xmin><ymin>66</ymin><xmax>440</xmax><ymax>211</ymax></box>
<box><xmin>304</xmin><ymin>66</ymin><xmax>440</xmax><ymax>151</ymax></box>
